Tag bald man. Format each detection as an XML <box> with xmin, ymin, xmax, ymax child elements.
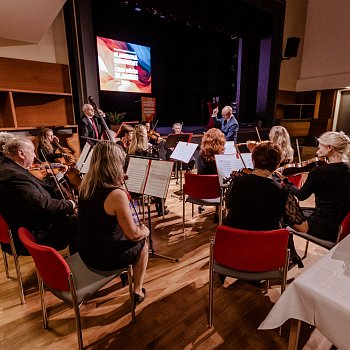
<box><xmin>211</xmin><ymin>105</ymin><xmax>239</xmax><ymax>143</ymax></box>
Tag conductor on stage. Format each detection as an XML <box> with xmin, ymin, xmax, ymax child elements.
<box><xmin>211</xmin><ymin>105</ymin><xmax>239</xmax><ymax>143</ymax></box>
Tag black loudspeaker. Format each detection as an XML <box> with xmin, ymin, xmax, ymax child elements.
<box><xmin>284</xmin><ymin>37</ymin><xmax>300</xmax><ymax>58</ymax></box>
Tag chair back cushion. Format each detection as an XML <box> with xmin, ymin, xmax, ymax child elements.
<box><xmin>0</xmin><ymin>214</ymin><xmax>10</xmax><ymax>244</ymax></box>
<box><xmin>214</xmin><ymin>225</ymin><xmax>289</xmax><ymax>272</ymax></box>
<box><xmin>287</xmin><ymin>174</ymin><xmax>302</xmax><ymax>188</ymax></box>
<box><xmin>339</xmin><ymin>212</ymin><xmax>350</xmax><ymax>242</ymax></box>
<box><xmin>18</xmin><ymin>227</ymin><xmax>71</xmax><ymax>291</ymax></box>
<box><xmin>184</xmin><ymin>173</ymin><xmax>220</xmax><ymax>199</ymax></box>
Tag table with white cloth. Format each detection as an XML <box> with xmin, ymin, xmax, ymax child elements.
<box><xmin>259</xmin><ymin>234</ymin><xmax>350</xmax><ymax>350</ymax></box>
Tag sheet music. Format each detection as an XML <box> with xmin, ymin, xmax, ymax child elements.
<box><xmin>144</xmin><ymin>161</ymin><xmax>173</xmax><ymax>198</ymax></box>
<box><xmin>80</xmin><ymin>149</ymin><xmax>94</xmax><ymax>174</ymax></box>
<box><xmin>215</xmin><ymin>154</ymin><xmax>245</xmax><ymax>187</ymax></box>
<box><xmin>224</xmin><ymin>141</ymin><xmax>236</xmax><ymax>154</ymax></box>
<box><xmin>75</xmin><ymin>143</ymin><xmax>92</xmax><ymax>171</ymax></box>
<box><xmin>125</xmin><ymin>157</ymin><xmax>150</xmax><ymax>194</ymax></box>
<box><xmin>170</xmin><ymin>142</ymin><xmax>198</xmax><ymax>163</ymax></box>
<box><xmin>240</xmin><ymin>153</ymin><xmax>253</xmax><ymax>169</ymax></box>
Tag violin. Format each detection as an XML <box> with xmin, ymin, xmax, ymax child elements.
<box><xmin>29</xmin><ymin>161</ymin><xmax>67</xmax><ymax>181</ymax></box>
<box><xmin>147</xmin><ymin>129</ymin><xmax>163</xmax><ymax>143</ymax></box>
<box><xmin>276</xmin><ymin>156</ymin><xmax>327</xmax><ymax>176</ymax></box>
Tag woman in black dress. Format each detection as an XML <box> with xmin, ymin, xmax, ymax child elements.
<box><xmin>286</xmin><ymin>131</ymin><xmax>350</xmax><ymax>242</ymax></box>
<box><xmin>79</xmin><ymin>141</ymin><xmax>149</xmax><ymax>304</ymax></box>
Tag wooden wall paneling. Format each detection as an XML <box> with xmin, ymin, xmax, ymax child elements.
<box><xmin>318</xmin><ymin>89</ymin><xmax>337</xmax><ymax>119</ymax></box>
<box><xmin>0</xmin><ymin>91</ymin><xmax>17</xmax><ymax>127</ymax></box>
<box><xmin>279</xmin><ymin>120</ymin><xmax>310</xmax><ymax>137</ymax></box>
<box><xmin>12</xmin><ymin>93</ymin><xmax>72</xmax><ymax>127</ymax></box>
<box><xmin>0</xmin><ymin>57</ymin><xmax>71</xmax><ymax>93</ymax></box>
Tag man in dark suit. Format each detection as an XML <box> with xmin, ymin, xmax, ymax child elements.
<box><xmin>0</xmin><ymin>137</ymin><xmax>79</xmax><ymax>255</ymax></box>
<box><xmin>78</xmin><ymin>103</ymin><xmax>102</xmax><ymax>149</ymax></box>
<box><xmin>211</xmin><ymin>105</ymin><xmax>239</xmax><ymax>143</ymax></box>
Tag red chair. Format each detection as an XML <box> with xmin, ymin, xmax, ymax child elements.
<box><xmin>208</xmin><ymin>225</ymin><xmax>290</xmax><ymax>327</ymax></box>
<box><xmin>182</xmin><ymin>173</ymin><xmax>223</xmax><ymax>233</ymax></box>
<box><xmin>287</xmin><ymin>174</ymin><xmax>302</xmax><ymax>188</ymax></box>
<box><xmin>0</xmin><ymin>214</ymin><xmax>25</xmax><ymax>304</ymax></box>
<box><xmin>18</xmin><ymin>227</ymin><xmax>135</xmax><ymax>350</ymax></box>
<box><xmin>293</xmin><ymin>211</ymin><xmax>350</xmax><ymax>258</ymax></box>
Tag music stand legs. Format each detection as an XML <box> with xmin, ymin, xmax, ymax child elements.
<box><xmin>147</xmin><ymin>196</ymin><xmax>179</xmax><ymax>262</ymax></box>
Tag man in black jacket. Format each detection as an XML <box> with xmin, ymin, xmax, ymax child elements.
<box><xmin>78</xmin><ymin>103</ymin><xmax>102</xmax><ymax>149</ymax></box>
<box><xmin>0</xmin><ymin>137</ymin><xmax>79</xmax><ymax>255</ymax></box>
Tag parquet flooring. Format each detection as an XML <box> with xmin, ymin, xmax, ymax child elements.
<box><xmin>0</xmin><ymin>177</ymin><xmax>332</xmax><ymax>349</ymax></box>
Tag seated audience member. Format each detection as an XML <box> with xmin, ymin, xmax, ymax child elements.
<box><xmin>0</xmin><ymin>132</ymin><xmax>15</xmax><ymax>159</ymax></box>
<box><xmin>128</xmin><ymin>125</ymin><xmax>168</xmax><ymax>216</ymax></box>
<box><xmin>78</xmin><ymin>141</ymin><xmax>149</xmax><ymax>304</ymax></box>
<box><xmin>211</xmin><ymin>105</ymin><xmax>239</xmax><ymax>143</ymax></box>
<box><xmin>224</xmin><ymin>142</ymin><xmax>308</xmax><ymax>269</ymax></box>
<box><xmin>116</xmin><ymin>124</ymin><xmax>134</xmax><ymax>153</ymax></box>
<box><xmin>197</xmin><ymin>128</ymin><xmax>226</xmax><ymax>174</ymax></box>
<box><xmin>286</xmin><ymin>131</ymin><xmax>350</xmax><ymax>242</ymax></box>
<box><xmin>0</xmin><ymin>137</ymin><xmax>79</xmax><ymax>255</ymax></box>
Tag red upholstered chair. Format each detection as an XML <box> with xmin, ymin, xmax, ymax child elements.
<box><xmin>0</xmin><ymin>214</ymin><xmax>25</xmax><ymax>304</ymax></box>
<box><xmin>287</xmin><ymin>174</ymin><xmax>302</xmax><ymax>188</ymax></box>
<box><xmin>18</xmin><ymin>227</ymin><xmax>135</xmax><ymax>350</ymax></box>
<box><xmin>293</xmin><ymin>211</ymin><xmax>350</xmax><ymax>258</ymax></box>
<box><xmin>182</xmin><ymin>173</ymin><xmax>223</xmax><ymax>232</ymax></box>
<box><xmin>208</xmin><ymin>225</ymin><xmax>290</xmax><ymax>327</ymax></box>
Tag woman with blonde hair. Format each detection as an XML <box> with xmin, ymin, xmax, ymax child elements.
<box><xmin>79</xmin><ymin>141</ymin><xmax>149</xmax><ymax>304</ymax></box>
<box><xmin>197</xmin><ymin>128</ymin><xmax>226</xmax><ymax>174</ymax></box>
<box><xmin>287</xmin><ymin>131</ymin><xmax>350</xmax><ymax>242</ymax></box>
<box><xmin>269</xmin><ymin>125</ymin><xmax>294</xmax><ymax>166</ymax></box>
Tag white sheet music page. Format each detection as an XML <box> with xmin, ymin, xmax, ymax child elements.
<box><xmin>80</xmin><ymin>148</ymin><xmax>94</xmax><ymax>174</ymax></box>
<box><xmin>224</xmin><ymin>141</ymin><xmax>236</xmax><ymax>154</ymax></box>
<box><xmin>75</xmin><ymin>143</ymin><xmax>92</xmax><ymax>171</ymax></box>
<box><xmin>144</xmin><ymin>161</ymin><xmax>173</xmax><ymax>198</ymax></box>
<box><xmin>125</xmin><ymin>157</ymin><xmax>150</xmax><ymax>194</ymax></box>
<box><xmin>215</xmin><ymin>154</ymin><xmax>245</xmax><ymax>187</ymax></box>
<box><xmin>240</xmin><ymin>153</ymin><xmax>253</xmax><ymax>169</ymax></box>
<box><xmin>170</xmin><ymin>141</ymin><xmax>197</xmax><ymax>163</ymax></box>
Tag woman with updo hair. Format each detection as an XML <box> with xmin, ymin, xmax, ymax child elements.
<box><xmin>79</xmin><ymin>141</ymin><xmax>149</xmax><ymax>304</ymax></box>
<box><xmin>197</xmin><ymin>128</ymin><xmax>226</xmax><ymax>174</ymax></box>
<box><xmin>287</xmin><ymin>131</ymin><xmax>350</xmax><ymax>242</ymax></box>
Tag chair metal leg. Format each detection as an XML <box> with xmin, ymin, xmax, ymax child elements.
<box><xmin>2</xmin><ymin>250</ymin><xmax>9</xmax><ymax>278</ymax></box>
<box><xmin>69</xmin><ymin>274</ymin><xmax>83</xmax><ymax>350</ymax></box>
<box><xmin>127</xmin><ymin>266</ymin><xmax>136</xmax><ymax>324</ymax></box>
<box><xmin>182</xmin><ymin>186</ymin><xmax>185</xmax><ymax>233</ymax></box>
<box><xmin>265</xmin><ymin>280</ymin><xmax>270</xmax><ymax>294</ymax></box>
<box><xmin>209</xmin><ymin>240</ymin><xmax>214</xmax><ymax>328</ymax></box>
<box><xmin>303</xmin><ymin>240</ymin><xmax>309</xmax><ymax>259</ymax></box>
<box><xmin>37</xmin><ymin>273</ymin><xmax>48</xmax><ymax>329</ymax></box>
<box><xmin>9</xmin><ymin>230</ymin><xmax>25</xmax><ymax>304</ymax></box>
<box><xmin>191</xmin><ymin>204</ymin><xmax>194</xmax><ymax>219</ymax></box>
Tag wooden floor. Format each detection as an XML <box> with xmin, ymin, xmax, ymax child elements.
<box><xmin>0</xmin><ymin>177</ymin><xmax>333</xmax><ymax>350</ymax></box>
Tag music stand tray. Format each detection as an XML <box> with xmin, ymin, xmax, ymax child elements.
<box><xmin>164</xmin><ymin>133</ymin><xmax>193</xmax><ymax>149</ymax></box>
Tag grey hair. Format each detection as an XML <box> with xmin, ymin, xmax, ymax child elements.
<box><xmin>317</xmin><ymin>131</ymin><xmax>350</xmax><ymax>162</ymax></box>
<box><xmin>3</xmin><ymin>137</ymin><xmax>33</xmax><ymax>156</ymax></box>
<box><xmin>82</xmin><ymin>104</ymin><xmax>93</xmax><ymax>113</ymax></box>
<box><xmin>0</xmin><ymin>132</ymin><xmax>15</xmax><ymax>151</ymax></box>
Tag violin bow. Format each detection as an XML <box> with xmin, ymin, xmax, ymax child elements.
<box><xmin>255</xmin><ymin>126</ymin><xmax>262</xmax><ymax>142</ymax></box>
<box><xmin>296</xmin><ymin>138</ymin><xmax>302</xmax><ymax>163</ymax></box>
<box><xmin>234</xmin><ymin>144</ymin><xmax>247</xmax><ymax>168</ymax></box>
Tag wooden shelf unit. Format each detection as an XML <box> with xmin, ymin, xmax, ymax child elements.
<box><xmin>0</xmin><ymin>57</ymin><xmax>74</xmax><ymax>128</ymax></box>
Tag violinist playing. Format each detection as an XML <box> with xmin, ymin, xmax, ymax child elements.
<box><xmin>0</xmin><ymin>137</ymin><xmax>79</xmax><ymax>256</ymax></box>
<box><xmin>116</xmin><ymin>124</ymin><xmax>134</xmax><ymax>153</ymax></box>
<box><xmin>284</xmin><ymin>131</ymin><xmax>350</xmax><ymax>242</ymax></box>
<box><xmin>143</xmin><ymin>121</ymin><xmax>164</xmax><ymax>145</ymax></box>
<box><xmin>224</xmin><ymin>141</ymin><xmax>308</xmax><ymax>275</ymax></box>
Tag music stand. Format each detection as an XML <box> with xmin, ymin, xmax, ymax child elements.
<box><xmin>165</xmin><ymin>133</ymin><xmax>193</xmax><ymax>188</ymax></box>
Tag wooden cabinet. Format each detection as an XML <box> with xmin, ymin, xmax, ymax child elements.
<box><xmin>0</xmin><ymin>57</ymin><xmax>74</xmax><ymax>129</ymax></box>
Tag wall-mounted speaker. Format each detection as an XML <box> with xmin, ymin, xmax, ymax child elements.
<box><xmin>284</xmin><ymin>37</ymin><xmax>300</xmax><ymax>58</ymax></box>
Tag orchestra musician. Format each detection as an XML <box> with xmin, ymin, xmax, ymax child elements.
<box><xmin>128</xmin><ymin>125</ymin><xmax>169</xmax><ymax>216</ymax></box>
<box><xmin>0</xmin><ymin>137</ymin><xmax>79</xmax><ymax>256</ymax></box>
<box><xmin>78</xmin><ymin>103</ymin><xmax>102</xmax><ymax>149</ymax></box>
<box><xmin>171</xmin><ymin>122</ymin><xmax>182</xmax><ymax>135</ymax></box>
<box><xmin>142</xmin><ymin>121</ymin><xmax>164</xmax><ymax>145</ymax></box>
<box><xmin>269</xmin><ymin>126</ymin><xmax>294</xmax><ymax>166</ymax></box>
<box><xmin>116</xmin><ymin>124</ymin><xmax>134</xmax><ymax>153</ymax></box>
<box><xmin>285</xmin><ymin>131</ymin><xmax>350</xmax><ymax>242</ymax></box>
<box><xmin>211</xmin><ymin>105</ymin><xmax>239</xmax><ymax>143</ymax></box>
<box><xmin>78</xmin><ymin>141</ymin><xmax>149</xmax><ymax>305</ymax></box>
<box><xmin>197</xmin><ymin>128</ymin><xmax>226</xmax><ymax>175</ymax></box>
<box><xmin>224</xmin><ymin>142</ymin><xmax>308</xmax><ymax>274</ymax></box>
<box><xmin>0</xmin><ymin>131</ymin><xmax>15</xmax><ymax>159</ymax></box>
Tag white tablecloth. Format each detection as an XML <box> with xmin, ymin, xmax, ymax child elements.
<box><xmin>259</xmin><ymin>234</ymin><xmax>350</xmax><ymax>350</ymax></box>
